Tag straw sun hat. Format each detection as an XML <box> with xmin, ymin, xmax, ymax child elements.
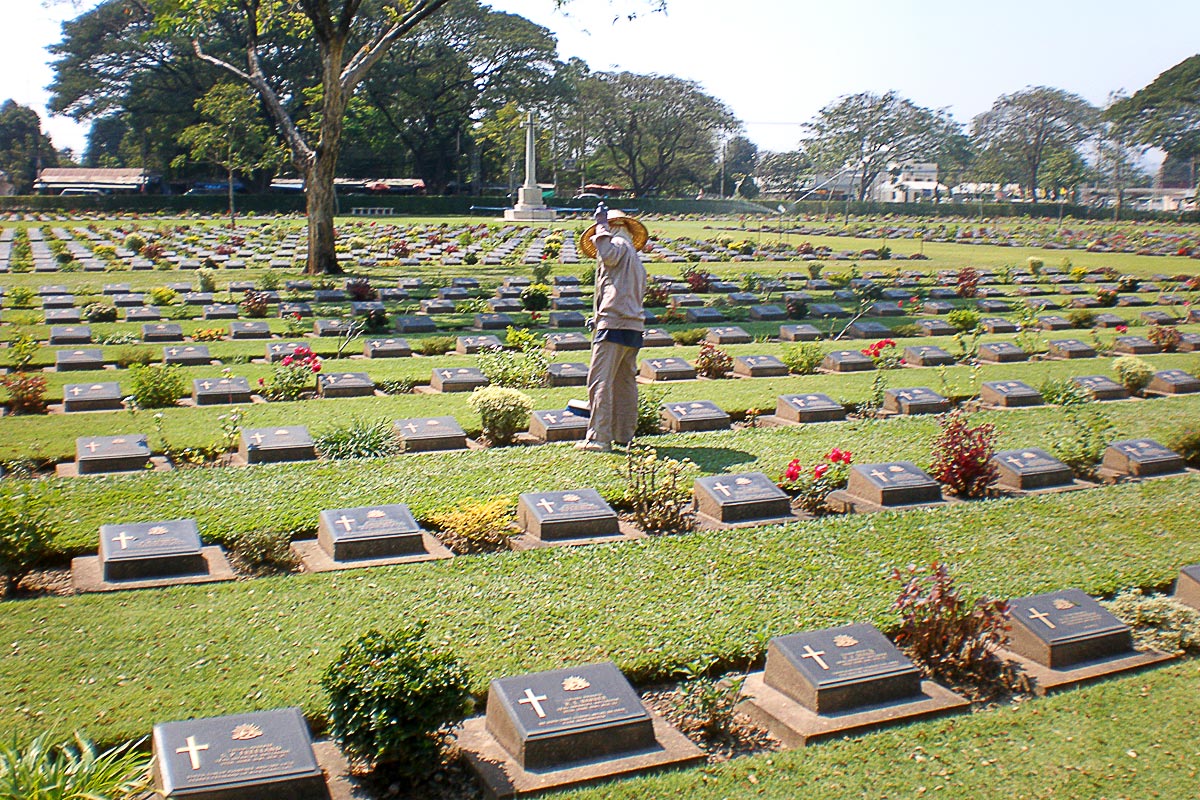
<box><xmin>578</xmin><ymin>210</ymin><xmax>649</xmax><ymax>258</ymax></box>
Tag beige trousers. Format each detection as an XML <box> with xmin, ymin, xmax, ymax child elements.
<box><xmin>586</xmin><ymin>339</ymin><xmax>639</xmax><ymax>445</ymax></box>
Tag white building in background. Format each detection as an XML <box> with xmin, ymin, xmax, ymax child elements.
<box><xmin>870</xmin><ymin>163</ymin><xmax>947</xmax><ymax>203</ymax></box>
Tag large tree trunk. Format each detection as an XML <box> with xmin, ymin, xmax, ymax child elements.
<box><xmin>304</xmin><ymin>154</ymin><xmax>343</xmax><ymax>275</ymax></box>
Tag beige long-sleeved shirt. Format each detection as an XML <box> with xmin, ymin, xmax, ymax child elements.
<box><xmin>591</xmin><ymin>226</ymin><xmax>646</xmax><ymax>331</ymax></box>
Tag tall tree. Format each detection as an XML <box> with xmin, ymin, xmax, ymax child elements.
<box><xmin>173</xmin><ymin>83</ymin><xmax>288</xmax><ymax>226</ymax></box>
<box><xmin>754</xmin><ymin>150</ymin><xmax>812</xmax><ymax>197</ymax></box>
<box><xmin>1095</xmin><ymin>92</ymin><xmax>1148</xmax><ymax>219</ymax></box>
<box><xmin>353</xmin><ymin>0</ymin><xmax>560</xmax><ymax>193</ymax></box>
<box><xmin>142</xmin><ymin>0</ymin><xmax>661</xmax><ymax>274</ymax></box>
<box><xmin>714</xmin><ymin>134</ymin><xmax>757</xmax><ymax>196</ymax></box>
<box><xmin>582</xmin><ymin>71</ymin><xmax>738</xmax><ymax>196</ymax></box>
<box><xmin>0</xmin><ymin>101</ymin><xmax>57</xmax><ymax>194</ymax></box>
<box><xmin>802</xmin><ymin>91</ymin><xmax>946</xmax><ymax>202</ymax></box>
<box><xmin>1107</xmin><ymin>55</ymin><xmax>1200</xmax><ymax>162</ymax></box>
<box><xmin>971</xmin><ymin>86</ymin><xmax>1097</xmax><ymax>200</ymax></box>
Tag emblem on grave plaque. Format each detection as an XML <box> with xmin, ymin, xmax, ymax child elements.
<box><xmin>148</xmin><ymin>526</ymin><xmax>167</xmax><ymax>536</ymax></box>
<box><xmin>833</xmin><ymin>635</ymin><xmax>858</xmax><ymax>648</ymax></box>
<box><xmin>367</xmin><ymin>510</ymin><xmax>386</xmax><ymax>519</ymax></box>
<box><xmin>562</xmin><ymin>676</ymin><xmax>591</xmax><ymax>691</ymax></box>
<box><xmin>1053</xmin><ymin>598</ymin><xmax>1076</xmax><ymax>610</ymax></box>
<box><xmin>275</xmin><ymin>429</ymin><xmax>289</xmax><ymax>435</ymax></box>
<box><xmin>230</xmin><ymin>724</ymin><xmax>264</xmax><ymax>741</ymax></box>
<box><xmin>735</xmin><ymin>477</ymin><xmax>751</xmax><ymax>485</ymax></box>
<box><xmin>563</xmin><ymin>494</ymin><xmax>581</xmax><ymax>502</ymax></box>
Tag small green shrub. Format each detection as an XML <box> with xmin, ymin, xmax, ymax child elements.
<box><xmin>477</xmin><ymin>345</ymin><xmax>548</xmax><ymax>389</ymax></box>
<box><xmin>6</xmin><ymin>286</ymin><xmax>35</xmax><ymax>308</ymax></box>
<box><xmin>531</xmin><ymin>260</ymin><xmax>552</xmax><ymax>284</ymax></box>
<box><xmin>196</xmin><ymin>267</ymin><xmax>217</xmax><ymax>293</ymax></box>
<box><xmin>258</xmin><ymin>271</ymin><xmax>281</xmax><ymax>290</ymax></box>
<box><xmin>1052</xmin><ymin>404</ymin><xmax>1115</xmax><ymax>479</ymax></box>
<box><xmin>378</xmin><ymin>377</ymin><xmax>416</xmax><ymax>395</ymax></box>
<box><xmin>321</xmin><ymin>625</ymin><xmax>472</xmax><ymax>774</ymax></box>
<box><xmin>1067</xmin><ymin>308</ymin><xmax>1095</xmax><ymax>328</ymax></box>
<box><xmin>223</xmin><ymin>529</ymin><xmax>299</xmax><ymax>575</ymax></box>
<box><xmin>1102</xmin><ymin>589</ymin><xmax>1200</xmax><ymax>654</ymax></box>
<box><xmin>468</xmin><ymin>386</ymin><xmax>532</xmax><ymax>446</ymax></box>
<box><xmin>314</xmin><ymin>419</ymin><xmax>400</xmax><ymax>460</ymax></box>
<box><xmin>83</xmin><ymin>303</ymin><xmax>117</xmax><ymax>323</ymax></box>
<box><xmin>113</xmin><ymin>346</ymin><xmax>156</xmax><ymax>368</ymax></box>
<box><xmin>1039</xmin><ymin>376</ymin><xmax>1089</xmax><ymax>406</ymax></box>
<box><xmin>0</xmin><ymin>732</ymin><xmax>151</xmax><ymax>799</ymax></box>
<box><xmin>892</xmin><ymin>322</ymin><xmax>921</xmax><ymax>338</ymax></box>
<box><xmin>190</xmin><ymin>328</ymin><xmax>225</xmax><ymax>342</ymax></box>
<box><xmin>0</xmin><ymin>374</ymin><xmax>47</xmax><ymax>415</ymax></box>
<box><xmin>6</xmin><ymin>334</ymin><xmax>39</xmax><ymax>371</ymax></box>
<box><xmin>694</xmin><ymin>340</ymin><xmax>732</xmax><ymax>379</ymax></box>
<box><xmin>672</xmin><ymin>327</ymin><xmax>708</xmax><ymax>346</ymax></box>
<box><xmin>519</xmin><ymin>283</ymin><xmax>550</xmax><ymax>312</ymax></box>
<box><xmin>946</xmin><ymin>309</ymin><xmax>979</xmax><ymax>332</ymax></box>
<box><xmin>636</xmin><ymin>385</ymin><xmax>666</xmax><ymax>437</ymax></box>
<box><xmin>619</xmin><ymin>445</ymin><xmax>696</xmax><ymax>534</ymax></box>
<box><xmin>123</xmin><ymin>233</ymin><xmax>146</xmax><ymax>253</ymax></box>
<box><xmin>782</xmin><ymin>341</ymin><xmax>825</xmax><ymax>375</ymax></box>
<box><xmin>670</xmin><ymin>660</ymin><xmax>746</xmax><ymax>742</ymax></box>
<box><xmin>1168</xmin><ymin>426</ymin><xmax>1200</xmax><ymax>467</ymax></box>
<box><xmin>148</xmin><ymin>287</ymin><xmax>178</xmax><ymax>306</ymax></box>
<box><xmin>128</xmin><ymin>363</ymin><xmax>187</xmax><ymax>408</ymax></box>
<box><xmin>0</xmin><ymin>485</ymin><xmax>58</xmax><ymax>596</ymax></box>
<box><xmin>1112</xmin><ymin>355</ymin><xmax>1154</xmax><ymax>396</ymax></box>
<box><xmin>415</xmin><ymin>336</ymin><xmax>456</xmax><ymax>356</ymax></box>
<box><xmin>427</xmin><ymin>497</ymin><xmax>514</xmax><ymax>554</ymax></box>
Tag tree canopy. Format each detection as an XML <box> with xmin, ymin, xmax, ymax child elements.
<box><xmin>0</xmin><ymin>101</ymin><xmax>59</xmax><ymax>194</ymax></box>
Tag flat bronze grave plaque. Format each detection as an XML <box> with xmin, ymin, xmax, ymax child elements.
<box><xmin>775</xmin><ymin>393</ymin><xmax>845</xmax><ymax>424</ymax></box>
<box><xmin>1071</xmin><ymin>375</ymin><xmax>1128</xmax><ymax>401</ymax></box>
<box><xmin>903</xmin><ymin>345</ymin><xmax>955</xmax><ymax>367</ymax></box>
<box><xmin>529</xmin><ymin>408</ymin><xmax>590</xmax><ymax>442</ymax></box>
<box><xmin>821</xmin><ymin>350</ymin><xmax>874</xmax><ymax>373</ymax></box>
<box><xmin>100</xmin><ymin>518</ymin><xmax>206</xmax><ymax>581</ymax></box>
<box><xmin>693</xmin><ymin>472</ymin><xmax>791</xmax><ymax>523</ymax></box>
<box><xmin>517</xmin><ymin>489</ymin><xmax>620</xmax><ymax>541</ymax></box>
<box><xmin>1101</xmin><ymin>439</ymin><xmax>1185</xmax><ymax>477</ymax></box>
<box><xmin>394</xmin><ymin>416</ymin><xmax>468</xmax><ymax>452</ymax></box>
<box><xmin>845</xmin><ymin>462</ymin><xmax>942</xmax><ymax>507</ymax></box>
<box><xmin>193</xmin><ymin>377</ymin><xmax>253</xmax><ymax>406</ymax></box>
<box><xmin>705</xmin><ymin>326</ymin><xmax>751</xmax><ymax>345</ymax></box>
<box><xmin>660</xmin><ymin>400</ymin><xmax>730</xmax><ymax>432</ymax></box>
<box><xmin>63</xmin><ymin>382</ymin><xmax>122</xmax><ymax>413</ymax></box>
<box><xmin>431</xmin><ymin>367</ymin><xmax>489</xmax><ymax>393</ymax></box>
<box><xmin>640</xmin><ymin>357</ymin><xmax>696</xmax><ymax>381</ymax></box>
<box><xmin>992</xmin><ymin>448</ymin><xmax>1074</xmax><ymax>491</ymax></box>
<box><xmin>1147</xmin><ymin>369</ymin><xmax>1200</xmax><ymax>395</ymax></box>
<box><xmin>733</xmin><ymin>354</ymin><xmax>788</xmax><ymax>378</ymax></box>
<box><xmin>76</xmin><ymin>434</ymin><xmax>151</xmax><ymax>474</ymax></box>
<box><xmin>317</xmin><ymin>504</ymin><xmax>425</xmax><ymax>561</ymax></box>
<box><xmin>164</xmin><ymin>345</ymin><xmax>212</xmax><ymax>366</ymax></box>
<box><xmin>484</xmin><ymin>662</ymin><xmax>655</xmax><ymax>770</ymax></box>
<box><xmin>317</xmin><ymin>372</ymin><xmax>374</xmax><ymax>398</ymax></box>
<box><xmin>363</xmin><ymin>337</ymin><xmax>411</xmax><ymax>358</ymax></box>
<box><xmin>883</xmin><ymin>387</ymin><xmax>949</xmax><ymax>415</ymax></box>
<box><xmin>152</xmin><ymin>707</ymin><xmax>328</xmax><ymax>800</ymax></box>
<box><xmin>239</xmin><ymin>427</ymin><xmax>315</xmax><ymax>464</ymax></box>
<box><xmin>1006</xmin><ymin>589</ymin><xmax>1132</xmax><ymax>669</ymax></box>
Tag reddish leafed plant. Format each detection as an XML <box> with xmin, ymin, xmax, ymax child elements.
<box><xmin>1</xmin><ymin>373</ymin><xmax>48</xmax><ymax>414</ymax></box>
<box><xmin>891</xmin><ymin>562</ymin><xmax>1014</xmax><ymax>694</ymax></box>
<box><xmin>929</xmin><ymin>410</ymin><xmax>998</xmax><ymax>498</ymax></box>
<box><xmin>955</xmin><ymin>266</ymin><xmax>979</xmax><ymax>298</ymax></box>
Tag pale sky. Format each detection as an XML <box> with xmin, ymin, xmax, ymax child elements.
<box><xmin>5</xmin><ymin>0</ymin><xmax>1199</xmax><ymax>157</ymax></box>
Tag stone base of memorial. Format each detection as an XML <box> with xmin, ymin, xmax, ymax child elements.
<box><xmin>458</xmin><ymin>662</ymin><xmax>703</xmax><ymax>800</ymax></box>
<box><xmin>827</xmin><ymin>462</ymin><xmax>946</xmax><ymax>514</ymax></box>
<box><xmin>692</xmin><ymin>472</ymin><xmax>796</xmax><ymax>529</ymax></box>
<box><xmin>72</xmin><ymin>519</ymin><xmax>234</xmax><ymax>593</ymax></box>
<box><xmin>151</xmin><ymin>707</ymin><xmax>330</xmax><ymax>800</ymax></box>
<box><xmin>236</xmin><ymin>427</ymin><xmax>316</xmax><ymax>465</ymax></box>
<box><xmin>767</xmin><ymin>393</ymin><xmax>846</xmax><ymax>426</ymax></box>
<box><xmin>1174</xmin><ymin>565</ymin><xmax>1200</xmax><ymax>611</ymax></box>
<box><xmin>996</xmin><ymin>589</ymin><xmax>1174</xmax><ymax>696</ymax></box>
<box><xmin>1097</xmin><ymin>439</ymin><xmax>1188</xmax><ymax>481</ymax></box>
<box><xmin>292</xmin><ymin>504</ymin><xmax>452</xmax><ymax>573</ymax></box>
<box><xmin>738</xmin><ymin>624</ymin><xmax>969</xmax><ymax>748</ymax></box>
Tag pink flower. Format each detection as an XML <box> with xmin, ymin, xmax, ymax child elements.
<box><xmin>828</xmin><ymin>447</ymin><xmax>844</xmax><ymax>462</ymax></box>
<box><xmin>784</xmin><ymin>458</ymin><xmax>801</xmax><ymax>482</ymax></box>
<box><xmin>813</xmin><ymin>463</ymin><xmax>830</xmax><ymax>480</ymax></box>
<box><xmin>311</xmin><ymin>363</ymin><xmax>322</xmax><ymax>373</ymax></box>
<box><xmin>281</xmin><ymin>355</ymin><xmax>293</xmax><ymax>366</ymax></box>
<box><xmin>840</xmin><ymin>450</ymin><xmax>853</xmax><ymax>463</ymax></box>
<box><xmin>257</xmin><ymin>378</ymin><xmax>265</xmax><ymax>386</ymax></box>
<box><xmin>1116</xmin><ymin>325</ymin><xmax>1128</xmax><ymax>334</ymax></box>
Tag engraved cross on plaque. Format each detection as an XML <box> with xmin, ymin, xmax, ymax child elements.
<box><xmin>111</xmin><ymin>531</ymin><xmax>136</xmax><ymax>550</ymax></box>
<box><xmin>250</xmin><ymin>432</ymin><xmax>266</xmax><ymax>445</ymax></box>
<box><xmin>712</xmin><ymin>481</ymin><xmax>731</xmax><ymax>497</ymax></box>
<box><xmin>870</xmin><ymin>469</ymin><xmax>888</xmax><ymax>482</ymax></box>
<box><xmin>536</xmin><ymin>498</ymin><xmax>556</xmax><ymax>514</ymax></box>
<box><xmin>85</xmin><ymin>441</ymin><xmax>100</xmax><ymax>453</ymax></box>
<box><xmin>543</xmin><ymin>413</ymin><xmax>558</xmax><ymax>424</ymax></box>
<box><xmin>200</xmin><ymin>381</ymin><xmax>213</xmax><ymax>390</ymax></box>
<box><xmin>800</xmin><ymin>644</ymin><xmax>829</xmax><ymax>670</ymax></box>
<box><xmin>518</xmin><ymin>688</ymin><xmax>548</xmax><ymax>719</ymax></box>
<box><xmin>1027</xmin><ymin>607</ymin><xmax>1056</xmax><ymax>629</ymax></box>
<box><xmin>404</xmin><ymin>423</ymin><xmax>419</xmax><ymax>434</ymax></box>
<box><xmin>69</xmin><ymin>387</ymin><xmax>82</xmax><ymax>396</ymax></box>
<box><xmin>175</xmin><ymin>735</ymin><xmax>209</xmax><ymax>770</ymax></box>
<box><xmin>336</xmin><ymin>515</ymin><xmax>355</xmax><ymax>532</ymax></box>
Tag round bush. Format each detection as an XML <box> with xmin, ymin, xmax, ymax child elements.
<box><xmin>1113</xmin><ymin>355</ymin><xmax>1154</xmax><ymax>395</ymax></box>
<box><xmin>128</xmin><ymin>363</ymin><xmax>187</xmax><ymax>408</ymax></box>
<box><xmin>321</xmin><ymin>625</ymin><xmax>471</xmax><ymax>774</ymax></box>
<box><xmin>468</xmin><ymin>386</ymin><xmax>533</xmax><ymax>446</ymax></box>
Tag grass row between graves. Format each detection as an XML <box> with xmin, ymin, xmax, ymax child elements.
<box><xmin>0</xmin><ymin>473</ymin><xmax>1196</xmax><ymax>747</ymax></box>
<box><xmin>0</xmin><ymin>348</ymin><xmax>1196</xmax><ymax>463</ymax></box>
<box><xmin>560</xmin><ymin>659</ymin><xmax>1200</xmax><ymax>800</ymax></box>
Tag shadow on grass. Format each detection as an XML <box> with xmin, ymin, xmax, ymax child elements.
<box><xmin>652</xmin><ymin>445</ymin><xmax>757</xmax><ymax>473</ymax></box>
